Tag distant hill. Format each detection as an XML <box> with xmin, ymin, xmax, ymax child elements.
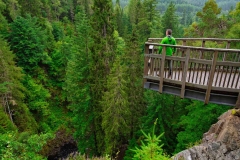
<box><xmin>157</xmin><ymin>0</ymin><xmax>238</xmax><ymax>14</ymax></box>
<box><xmin>113</xmin><ymin>0</ymin><xmax>238</xmax><ymax>14</ymax></box>
<box><xmin>112</xmin><ymin>0</ymin><xmax>238</xmax><ymax>27</ymax></box>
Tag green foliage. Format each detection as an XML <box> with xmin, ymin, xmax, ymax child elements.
<box><xmin>0</xmin><ymin>0</ymin><xmax>238</xmax><ymax>159</ymax></box>
<box><xmin>89</xmin><ymin>0</ymin><xmax>116</xmax><ymax>155</ymax></box>
<box><xmin>184</xmin><ymin>0</ymin><xmax>227</xmax><ymax>38</ymax></box>
<box><xmin>52</xmin><ymin>21</ymin><xmax>64</xmax><ymax>41</ymax></box>
<box><xmin>64</xmin><ymin>10</ymin><xmax>95</xmax><ymax>155</ymax></box>
<box><xmin>114</xmin><ymin>1</ymin><xmax>124</xmax><ymax>37</ymax></box>
<box><xmin>124</xmin><ymin>27</ymin><xmax>146</xmax><ymax>138</ymax></box>
<box><xmin>138</xmin><ymin>0</ymin><xmax>160</xmax><ymax>41</ymax></box>
<box><xmin>22</xmin><ymin>75</ymin><xmax>51</xmax><ymax>117</ymax></box>
<box><xmin>161</xmin><ymin>2</ymin><xmax>181</xmax><ymax>37</ymax></box>
<box><xmin>186</xmin><ymin>139</ymin><xmax>202</xmax><ymax>149</ymax></box>
<box><xmin>0</xmin><ymin>0</ymin><xmax>8</xmax><ymax>34</ymax></box>
<box><xmin>0</xmin><ymin>131</ymin><xmax>54</xmax><ymax>159</ymax></box>
<box><xmin>8</xmin><ymin>15</ymin><xmax>47</xmax><ymax>74</ymax></box>
<box><xmin>174</xmin><ymin>101</ymin><xmax>231</xmax><ymax>153</ymax></box>
<box><xmin>101</xmin><ymin>55</ymin><xmax>130</xmax><ymax>155</ymax></box>
<box><xmin>226</xmin><ymin>2</ymin><xmax>240</xmax><ymax>48</ymax></box>
<box><xmin>0</xmin><ymin>37</ymin><xmax>38</xmax><ymax>133</ymax></box>
<box><xmin>128</xmin><ymin>0</ymin><xmax>141</xmax><ymax>25</ymax></box>
<box><xmin>124</xmin><ymin>138</ymin><xmax>138</xmax><ymax>160</ymax></box>
<box><xmin>142</xmin><ymin>90</ymin><xmax>190</xmax><ymax>154</ymax></box>
<box><xmin>18</xmin><ymin>0</ymin><xmax>43</xmax><ymax>17</ymax></box>
<box><xmin>131</xmin><ymin>119</ymin><xmax>169</xmax><ymax>160</ymax></box>
<box><xmin>0</xmin><ymin>106</ymin><xmax>17</xmax><ymax>134</ymax></box>
<box><xmin>196</xmin><ymin>0</ymin><xmax>222</xmax><ymax>37</ymax></box>
<box><xmin>2</xmin><ymin>0</ymin><xmax>20</xmax><ymax>20</ymax></box>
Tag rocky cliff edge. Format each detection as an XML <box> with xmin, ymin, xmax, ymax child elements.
<box><xmin>173</xmin><ymin>109</ymin><xmax>240</xmax><ymax>160</ymax></box>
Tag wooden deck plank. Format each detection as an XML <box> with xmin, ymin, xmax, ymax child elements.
<box><xmin>148</xmin><ymin>70</ymin><xmax>240</xmax><ymax>89</ymax></box>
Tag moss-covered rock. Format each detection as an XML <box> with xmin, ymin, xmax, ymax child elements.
<box><xmin>40</xmin><ymin>127</ymin><xmax>77</xmax><ymax>159</ymax></box>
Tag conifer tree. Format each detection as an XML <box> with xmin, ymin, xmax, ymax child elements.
<box><xmin>184</xmin><ymin>0</ymin><xmax>223</xmax><ymax>38</ymax></box>
<box><xmin>64</xmin><ymin>10</ymin><xmax>94</xmax><ymax>155</ymax></box>
<box><xmin>138</xmin><ymin>0</ymin><xmax>160</xmax><ymax>40</ymax></box>
<box><xmin>142</xmin><ymin>90</ymin><xmax>190</xmax><ymax>154</ymax></box>
<box><xmin>124</xmin><ymin>27</ymin><xmax>146</xmax><ymax>139</ymax></box>
<box><xmin>8</xmin><ymin>15</ymin><xmax>46</xmax><ymax>75</ymax></box>
<box><xmin>0</xmin><ymin>38</ymin><xmax>38</xmax><ymax>132</ymax></box>
<box><xmin>161</xmin><ymin>2</ymin><xmax>181</xmax><ymax>37</ymax></box>
<box><xmin>128</xmin><ymin>0</ymin><xmax>141</xmax><ymax>25</ymax></box>
<box><xmin>18</xmin><ymin>0</ymin><xmax>43</xmax><ymax>17</ymax></box>
<box><xmin>132</xmin><ymin>119</ymin><xmax>169</xmax><ymax>160</ymax></box>
<box><xmin>75</xmin><ymin>0</ymin><xmax>93</xmax><ymax>16</ymax></box>
<box><xmin>0</xmin><ymin>0</ymin><xmax>11</xmax><ymax>36</ymax></box>
<box><xmin>101</xmin><ymin>55</ymin><xmax>130</xmax><ymax>156</ymax></box>
<box><xmin>90</xmin><ymin>0</ymin><xmax>116</xmax><ymax>155</ymax></box>
<box><xmin>114</xmin><ymin>0</ymin><xmax>124</xmax><ymax>37</ymax></box>
<box><xmin>0</xmin><ymin>0</ymin><xmax>20</xmax><ymax>21</ymax></box>
<box><xmin>122</xmin><ymin>0</ymin><xmax>146</xmax><ymax>142</ymax></box>
<box><xmin>196</xmin><ymin>0</ymin><xmax>222</xmax><ymax>37</ymax></box>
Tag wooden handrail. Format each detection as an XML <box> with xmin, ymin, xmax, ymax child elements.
<box><xmin>145</xmin><ymin>42</ymin><xmax>240</xmax><ymax>53</ymax></box>
<box><xmin>148</xmin><ymin>38</ymin><xmax>240</xmax><ymax>42</ymax></box>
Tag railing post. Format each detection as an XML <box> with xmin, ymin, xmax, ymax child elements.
<box><xmin>181</xmin><ymin>48</ymin><xmax>190</xmax><ymax>98</ymax></box>
<box><xmin>143</xmin><ymin>43</ymin><xmax>150</xmax><ymax>85</ymax></box>
<box><xmin>181</xmin><ymin>40</ymin><xmax>187</xmax><ymax>69</ymax></box>
<box><xmin>159</xmin><ymin>46</ymin><xmax>166</xmax><ymax>93</ymax></box>
<box><xmin>205</xmin><ymin>51</ymin><xmax>218</xmax><ymax>104</ymax></box>
<box><xmin>223</xmin><ymin>41</ymin><xmax>230</xmax><ymax>61</ymax></box>
<box><xmin>236</xmin><ymin>92</ymin><xmax>240</xmax><ymax>109</ymax></box>
<box><xmin>199</xmin><ymin>40</ymin><xmax>205</xmax><ymax>59</ymax></box>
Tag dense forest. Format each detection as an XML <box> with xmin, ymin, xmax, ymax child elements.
<box><xmin>0</xmin><ymin>0</ymin><xmax>239</xmax><ymax>159</ymax></box>
<box><xmin>114</xmin><ymin>0</ymin><xmax>239</xmax><ymax>29</ymax></box>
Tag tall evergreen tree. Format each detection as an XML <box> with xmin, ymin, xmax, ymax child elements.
<box><xmin>114</xmin><ymin>0</ymin><xmax>124</xmax><ymax>37</ymax></box>
<box><xmin>101</xmin><ymin>55</ymin><xmax>130</xmax><ymax>156</ymax></box>
<box><xmin>138</xmin><ymin>0</ymin><xmax>160</xmax><ymax>40</ymax></box>
<box><xmin>161</xmin><ymin>2</ymin><xmax>181</xmax><ymax>37</ymax></box>
<box><xmin>90</xmin><ymin>0</ymin><xmax>116</xmax><ymax>155</ymax></box>
<box><xmin>128</xmin><ymin>0</ymin><xmax>141</xmax><ymax>25</ymax></box>
<box><xmin>124</xmin><ymin>27</ymin><xmax>146</xmax><ymax>139</ymax></box>
<box><xmin>64</xmin><ymin>10</ymin><xmax>94</xmax><ymax>155</ymax></box>
<box><xmin>0</xmin><ymin>38</ymin><xmax>38</xmax><ymax>132</ymax></box>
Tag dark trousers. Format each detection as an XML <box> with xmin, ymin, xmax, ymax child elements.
<box><xmin>167</xmin><ymin>60</ymin><xmax>172</xmax><ymax>76</ymax></box>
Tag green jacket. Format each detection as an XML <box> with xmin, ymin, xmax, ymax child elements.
<box><xmin>158</xmin><ymin>35</ymin><xmax>176</xmax><ymax>56</ymax></box>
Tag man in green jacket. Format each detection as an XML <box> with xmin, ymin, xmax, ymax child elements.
<box><xmin>158</xmin><ymin>29</ymin><xmax>176</xmax><ymax>77</ymax></box>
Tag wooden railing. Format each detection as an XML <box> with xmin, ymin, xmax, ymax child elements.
<box><xmin>148</xmin><ymin>38</ymin><xmax>240</xmax><ymax>48</ymax></box>
<box><xmin>143</xmin><ymin>40</ymin><xmax>240</xmax><ymax>107</ymax></box>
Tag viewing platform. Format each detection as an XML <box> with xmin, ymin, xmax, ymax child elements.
<box><xmin>143</xmin><ymin>38</ymin><xmax>240</xmax><ymax>107</ymax></box>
